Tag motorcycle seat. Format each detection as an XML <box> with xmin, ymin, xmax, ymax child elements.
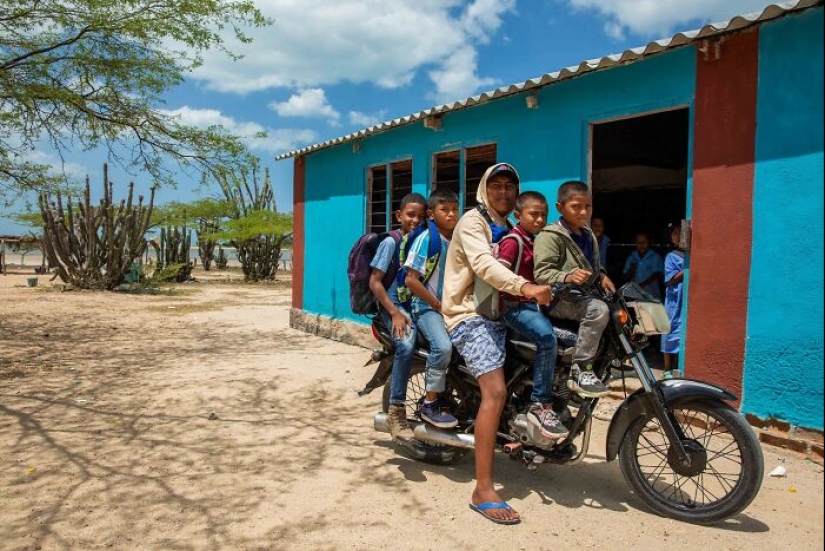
<box><xmin>506</xmin><ymin>326</ymin><xmax>577</xmax><ymax>363</ymax></box>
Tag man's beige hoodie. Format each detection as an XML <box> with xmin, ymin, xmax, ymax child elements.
<box><xmin>442</xmin><ymin>165</ymin><xmax>529</xmax><ymax>332</ymax></box>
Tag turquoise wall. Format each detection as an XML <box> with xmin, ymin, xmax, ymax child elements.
<box><xmin>744</xmin><ymin>9</ymin><xmax>825</xmax><ymax>429</ymax></box>
<box><xmin>301</xmin><ymin>49</ymin><xmax>697</xmax><ymax>323</ymax></box>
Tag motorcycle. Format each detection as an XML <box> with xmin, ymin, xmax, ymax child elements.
<box><xmin>359</xmin><ymin>282</ymin><xmax>764</xmax><ymax>524</ymax></box>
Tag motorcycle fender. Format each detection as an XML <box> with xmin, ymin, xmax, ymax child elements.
<box><xmin>605</xmin><ymin>378</ymin><xmax>738</xmax><ymax>461</ymax></box>
<box><xmin>358</xmin><ymin>354</ymin><xmax>393</xmax><ymax>397</ymax></box>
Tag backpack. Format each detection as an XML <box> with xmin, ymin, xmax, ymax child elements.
<box><xmin>395</xmin><ymin>220</ymin><xmax>442</xmax><ymax>309</ymax></box>
<box><xmin>492</xmin><ymin>233</ymin><xmax>526</xmax><ymax>275</ymax></box>
<box><xmin>347</xmin><ymin>229</ymin><xmax>402</xmax><ymax>315</ymax></box>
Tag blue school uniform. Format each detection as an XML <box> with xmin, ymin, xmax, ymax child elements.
<box><xmin>661</xmin><ymin>251</ymin><xmax>685</xmax><ymax>354</ymax></box>
<box><xmin>623</xmin><ymin>249</ymin><xmax>664</xmax><ymax>300</ymax></box>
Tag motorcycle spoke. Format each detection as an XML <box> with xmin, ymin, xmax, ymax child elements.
<box><xmin>706</xmin><ymin>463</ymin><xmax>740</xmax><ymax>492</ymax></box>
<box><xmin>637</xmin><ymin>425</ymin><xmax>670</xmax><ymax>457</ymax></box>
<box><xmin>706</xmin><ymin>439</ymin><xmax>742</xmax><ymax>464</ymax></box>
<box><xmin>640</xmin><ymin>455</ymin><xmax>670</xmax><ymax>481</ymax></box>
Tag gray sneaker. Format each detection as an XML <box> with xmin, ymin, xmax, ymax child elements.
<box><xmin>567</xmin><ymin>365</ymin><xmax>609</xmax><ymax>398</ymax></box>
<box><xmin>527</xmin><ymin>403</ymin><xmax>569</xmax><ymax>439</ymax></box>
<box><xmin>387</xmin><ymin>404</ymin><xmax>414</xmax><ymax>442</ymax></box>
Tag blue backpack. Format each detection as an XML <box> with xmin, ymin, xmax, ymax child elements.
<box><xmin>347</xmin><ymin>229</ymin><xmax>402</xmax><ymax>315</ymax></box>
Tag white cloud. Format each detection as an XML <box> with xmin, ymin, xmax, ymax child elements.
<box><xmin>192</xmin><ymin>0</ymin><xmax>516</xmax><ymax>102</ymax></box>
<box><xmin>348</xmin><ymin>109</ymin><xmax>389</xmax><ymax>127</ymax></box>
<box><xmin>161</xmin><ymin>106</ymin><xmax>318</xmax><ymax>154</ymax></box>
<box><xmin>427</xmin><ymin>45</ymin><xmax>495</xmax><ymax>104</ymax></box>
<box><xmin>269</xmin><ymin>89</ymin><xmax>341</xmax><ymax>126</ymax></box>
<box><xmin>563</xmin><ymin>0</ymin><xmax>777</xmax><ymax>38</ymax></box>
<box><xmin>25</xmin><ymin>148</ymin><xmax>89</xmax><ymax>181</ymax></box>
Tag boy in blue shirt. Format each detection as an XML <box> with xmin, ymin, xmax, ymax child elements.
<box><xmin>623</xmin><ymin>232</ymin><xmax>664</xmax><ymax>300</ymax></box>
<box><xmin>403</xmin><ymin>189</ymin><xmax>459</xmax><ymax>428</ymax></box>
<box><xmin>369</xmin><ymin>193</ymin><xmax>427</xmax><ymax>441</ymax></box>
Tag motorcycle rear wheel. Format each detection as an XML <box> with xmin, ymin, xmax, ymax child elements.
<box><xmin>381</xmin><ymin>365</ymin><xmax>463</xmax><ymax>466</ymax></box>
<box><xmin>619</xmin><ymin>398</ymin><xmax>764</xmax><ymax>524</ymax></box>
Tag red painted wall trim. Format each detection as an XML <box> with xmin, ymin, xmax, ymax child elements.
<box><xmin>292</xmin><ymin>156</ymin><xmax>306</xmax><ymax>310</ymax></box>
<box><xmin>685</xmin><ymin>30</ymin><xmax>759</xmax><ymax>403</ymax></box>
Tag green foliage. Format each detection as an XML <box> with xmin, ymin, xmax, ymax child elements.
<box><xmin>0</xmin><ymin>0</ymin><xmax>270</xmax><ymax>194</ymax></box>
<box><xmin>11</xmin><ymin>211</ymin><xmax>43</xmax><ymax>232</ymax></box>
<box><xmin>214</xmin><ymin>210</ymin><xmax>292</xmax><ymax>242</ymax></box>
<box><xmin>151</xmin><ymin>197</ymin><xmax>233</xmax><ymax>270</ymax></box>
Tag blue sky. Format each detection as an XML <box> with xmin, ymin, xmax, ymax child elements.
<box><xmin>1</xmin><ymin>0</ymin><xmax>776</xmax><ymax>234</ymax></box>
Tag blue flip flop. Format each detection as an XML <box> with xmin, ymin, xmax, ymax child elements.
<box><xmin>469</xmin><ymin>501</ymin><xmax>521</xmax><ymax>525</ymax></box>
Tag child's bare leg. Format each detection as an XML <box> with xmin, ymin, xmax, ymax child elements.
<box><xmin>663</xmin><ymin>352</ymin><xmax>673</xmax><ymax>371</ymax></box>
<box><xmin>471</xmin><ymin>369</ymin><xmax>519</xmax><ymax>522</ymax></box>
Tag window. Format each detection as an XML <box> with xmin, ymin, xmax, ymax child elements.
<box><xmin>366</xmin><ymin>159</ymin><xmax>413</xmax><ymax>233</ymax></box>
<box><xmin>433</xmin><ymin>144</ymin><xmax>497</xmax><ymax>212</ymax></box>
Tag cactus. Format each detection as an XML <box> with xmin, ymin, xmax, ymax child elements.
<box><xmin>38</xmin><ymin>164</ymin><xmax>155</xmax><ymax>290</ymax></box>
<box><xmin>215</xmin><ymin>246</ymin><xmax>229</xmax><ymax>269</ymax></box>
<box><xmin>152</xmin><ymin>223</ymin><xmax>193</xmax><ymax>282</ymax></box>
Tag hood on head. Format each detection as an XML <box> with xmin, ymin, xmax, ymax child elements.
<box><xmin>476</xmin><ymin>162</ymin><xmax>520</xmax><ymax>225</ymax></box>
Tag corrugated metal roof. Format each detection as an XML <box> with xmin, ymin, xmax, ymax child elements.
<box><xmin>276</xmin><ymin>0</ymin><xmax>823</xmax><ymax>160</ymax></box>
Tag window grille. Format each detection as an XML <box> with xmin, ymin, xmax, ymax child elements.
<box><xmin>366</xmin><ymin>159</ymin><xmax>414</xmax><ymax>233</ymax></box>
<box><xmin>433</xmin><ymin>144</ymin><xmax>497</xmax><ymax>212</ymax></box>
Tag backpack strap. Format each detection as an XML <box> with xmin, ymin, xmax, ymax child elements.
<box><xmin>395</xmin><ymin>220</ymin><xmax>443</xmax><ymax>307</ymax></box>
<box><xmin>476</xmin><ymin>204</ymin><xmax>513</xmax><ymax>243</ymax></box>
<box><xmin>380</xmin><ymin>229</ymin><xmax>404</xmax><ymax>289</ymax></box>
<box><xmin>498</xmin><ymin>233</ymin><xmax>525</xmax><ymax>275</ymax></box>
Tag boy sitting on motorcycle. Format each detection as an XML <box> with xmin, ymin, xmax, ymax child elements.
<box><xmin>442</xmin><ymin>163</ymin><xmax>551</xmax><ymax>525</ymax></box>
<box><xmin>533</xmin><ymin>180</ymin><xmax>616</xmax><ymax>398</ymax></box>
<box><xmin>497</xmin><ymin>191</ymin><xmax>568</xmax><ymax>439</ymax></box>
<box><xmin>369</xmin><ymin>193</ymin><xmax>427</xmax><ymax>441</ymax></box>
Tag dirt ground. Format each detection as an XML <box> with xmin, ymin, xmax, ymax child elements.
<box><xmin>1</xmin><ymin>268</ymin><xmax>823</xmax><ymax>551</ymax></box>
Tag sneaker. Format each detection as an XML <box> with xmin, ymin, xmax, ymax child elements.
<box><xmin>420</xmin><ymin>399</ymin><xmax>458</xmax><ymax>429</ymax></box>
<box><xmin>567</xmin><ymin>365</ymin><xmax>609</xmax><ymax>398</ymax></box>
<box><xmin>527</xmin><ymin>403</ymin><xmax>569</xmax><ymax>439</ymax></box>
<box><xmin>662</xmin><ymin>369</ymin><xmax>682</xmax><ymax>380</ymax></box>
<box><xmin>387</xmin><ymin>404</ymin><xmax>415</xmax><ymax>442</ymax></box>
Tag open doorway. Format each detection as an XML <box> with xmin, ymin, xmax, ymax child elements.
<box><xmin>590</xmin><ymin>107</ymin><xmax>690</xmax><ymax>283</ymax></box>
<box><xmin>590</xmin><ymin>107</ymin><xmax>690</xmax><ymax>370</ymax></box>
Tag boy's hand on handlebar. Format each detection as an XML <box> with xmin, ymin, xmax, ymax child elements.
<box><xmin>565</xmin><ymin>269</ymin><xmax>592</xmax><ymax>286</ymax></box>
<box><xmin>521</xmin><ymin>283</ymin><xmax>553</xmax><ymax>306</ymax></box>
<box><xmin>600</xmin><ymin>274</ymin><xmax>616</xmax><ymax>294</ymax></box>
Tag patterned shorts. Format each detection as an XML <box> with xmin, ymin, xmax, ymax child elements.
<box><xmin>449</xmin><ymin>316</ymin><xmax>507</xmax><ymax>379</ymax></box>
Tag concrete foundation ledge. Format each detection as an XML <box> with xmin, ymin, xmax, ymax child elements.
<box><xmin>290</xmin><ymin>308</ymin><xmax>375</xmax><ymax>349</ymax></box>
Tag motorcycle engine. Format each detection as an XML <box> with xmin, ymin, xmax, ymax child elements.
<box><xmin>510</xmin><ymin>414</ymin><xmax>558</xmax><ymax>450</ymax></box>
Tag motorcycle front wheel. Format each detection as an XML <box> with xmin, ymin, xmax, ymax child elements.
<box><xmin>381</xmin><ymin>364</ymin><xmax>463</xmax><ymax>466</ymax></box>
<box><xmin>619</xmin><ymin>398</ymin><xmax>764</xmax><ymax>524</ymax></box>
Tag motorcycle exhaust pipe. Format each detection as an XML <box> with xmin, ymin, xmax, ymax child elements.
<box><xmin>374</xmin><ymin>413</ymin><xmax>476</xmax><ymax>450</ymax></box>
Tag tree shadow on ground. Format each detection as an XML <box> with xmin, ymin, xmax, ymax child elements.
<box><xmin>0</xmin><ymin>288</ymin><xmax>408</xmax><ymax>549</ymax></box>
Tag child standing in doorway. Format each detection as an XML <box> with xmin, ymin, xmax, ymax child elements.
<box><xmin>623</xmin><ymin>231</ymin><xmax>664</xmax><ymax>300</ymax></box>
<box><xmin>661</xmin><ymin>222</ymin><xmax>685</xmax><ymax>379</ymax></box>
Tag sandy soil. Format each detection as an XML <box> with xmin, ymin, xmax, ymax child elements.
<box><xmin>1</xmin><ymin>268</ymin><xmax>823</xmax><ymax>551</ymax></box>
